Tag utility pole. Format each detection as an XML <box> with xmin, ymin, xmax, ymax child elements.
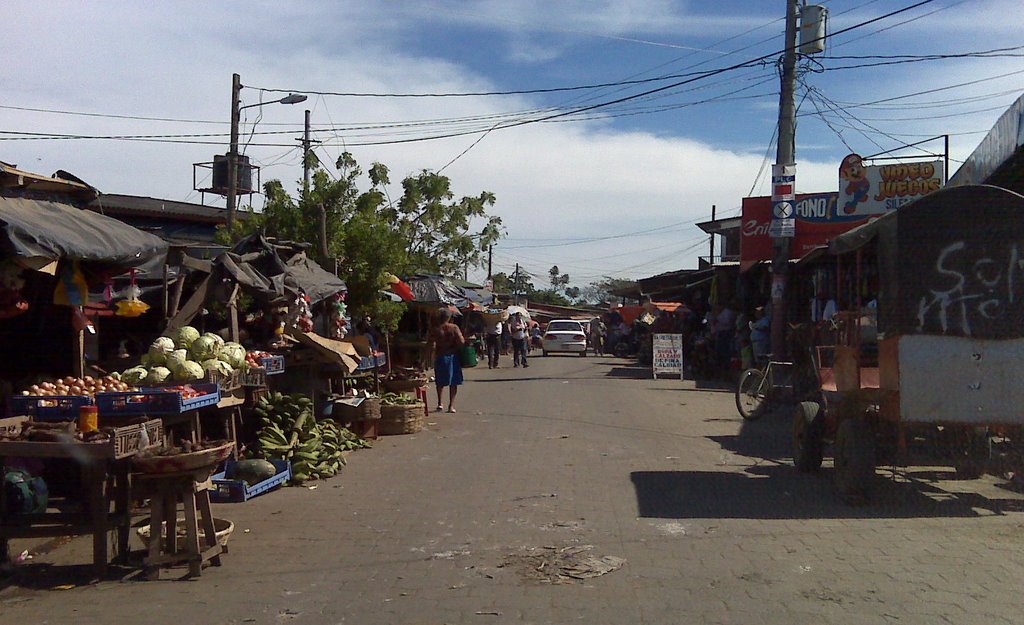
<box><xmin>487</xmin><ymin>245</ymin><xmax>493</xmax><ymax>281</ymax></box>
<box><xmin>513</xmin><ymin>263</ymin><xmax>521</xmax><ymax>305</ymax></box>
<box><xmin>226</xmin><ymin>72</ymin><xmax>241</xmax><ymax>231</ymax></box>
<box><xmin>769</xmin><ymin>0</ymin><xmax>800</xmax><ymax>358</ymax></box>
<box><xmin>302</xmin><ymin>109</ymin><xmax>312</xmax><ymax>200</ymax></box>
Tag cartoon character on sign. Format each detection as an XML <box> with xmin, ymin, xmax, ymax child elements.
<box><xmin>839</xmin><ymin>153</ymin><xmax>869</xmax><ymax>214</ymax></box>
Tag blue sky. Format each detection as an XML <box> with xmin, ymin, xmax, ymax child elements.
<box><xmin>3</xmin><ymin>0</ymin><xmax>1022</xmax><ymax>287</ymax></box>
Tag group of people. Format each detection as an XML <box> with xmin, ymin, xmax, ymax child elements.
<box><xmin>482</xmin><ymin>312</ymin><xmax>532</xmax><ymax>369</ymax></box>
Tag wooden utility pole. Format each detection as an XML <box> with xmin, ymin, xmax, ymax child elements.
<box><xmin>769</xmin><ymin>0</ymin><xmax>800</xmax><ymax>358</ymax></box>
<box><xmin>226</xmin><ymin>72</ymin><xmax>241</xmax><ymax>230</ymax></box>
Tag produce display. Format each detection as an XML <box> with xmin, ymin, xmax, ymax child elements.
<box><xmin>156</xmin><ymin>384</ymin><xmax>214</xmax><ymax>400</ymax></box>
<box><xmin>227</xmin><ymin>459</ymin><xmax>279</xmax><ymax>486</ymax></box>
<box><xmin>0</xmin><ymin>419</ymin><xmax>110</xmax><ymax>443</ymax></box>
<box><xmin>251</xmin><ymin>392</ymin><xmax>369</xmax><ymax>482</ymax></box>
<box><xmin>119</xmin><ymin>326</ymin><xmax>249</xmax><ymax>385</ymax></box>
<box><xmin>380</xmin><ymin>392</ymin><xmax>422</xmax><ymax>406</ymax></box>
<box><xmin>244</xmin><ymin>350</ymin><xmax>277</xmax><ymax>369</ymax></box>
<box><xmin>387</xmin><ymin>367</ymin><xmax>427</xmax><ymax>382</ymax></box>
<box><xmin>19</xmin><ymin>375</ymin><xmax>135</xmax><ymax>398</ymax></box>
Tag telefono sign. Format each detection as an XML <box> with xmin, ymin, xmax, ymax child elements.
<box><xmin>740</xmin><ymin>192</ymin><xmax>869</xmax><ymax>271</ymax></box>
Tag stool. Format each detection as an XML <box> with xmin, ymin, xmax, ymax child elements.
<box><xmin>137</xmin><ymin>472</ymin><xmax>223</xmax><ymax>579</ymax></box>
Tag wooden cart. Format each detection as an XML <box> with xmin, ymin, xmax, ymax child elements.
<box><xmin>792</xmin><ymin>185</ymin><xmax>1024</xmax><ymax>500</ymax></box>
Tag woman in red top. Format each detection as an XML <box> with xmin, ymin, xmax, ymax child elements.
<box><xmin>428</xmin><ymin>308</ymin><xmax>466</xmax><ymax>413</ymax></box>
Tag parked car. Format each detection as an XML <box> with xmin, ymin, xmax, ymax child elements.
<box><xmin>542</xmin><ymin>319</ymin><xmax>588</xmax><ymax>356</ymax></box>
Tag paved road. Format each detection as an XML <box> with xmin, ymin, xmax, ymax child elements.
<box><xmin>4</xmin><ymin>354</ymin><xmax>1024</xmax><ymax>624</ymax></box>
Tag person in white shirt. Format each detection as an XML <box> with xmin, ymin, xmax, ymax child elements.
<box><xmin>509</xmin><ymin>313</ymin><xmax>529</xmax><ymax>368</ymax></box>
<box><xmin>485</xmin><ymin>319</ymin><xmax>503</xmax><ymax>368</ymax></box>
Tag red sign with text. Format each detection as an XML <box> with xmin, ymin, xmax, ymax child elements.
<box><xmin>740</xmin><ymin>192</ymin><xmax>869</xmax><ymax>271</ymax></box>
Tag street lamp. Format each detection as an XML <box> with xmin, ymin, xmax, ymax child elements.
<box><xmin>226</xmin><ymin>72</ymin><xmax>307</xmax><ymax>229</ymax></box>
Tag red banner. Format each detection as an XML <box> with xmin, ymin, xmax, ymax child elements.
<box><xmin>740</xmin><ymin>192</ymin><xmax>869</xmax><ymax>271</ymax></box>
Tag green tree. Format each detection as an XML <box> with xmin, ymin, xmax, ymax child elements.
<box><xmin>218</xmin><ymin>153</ymin><xmax>501</xmax><ymax>330</ymax></box>
<box><xmin>548</xmin><ymin>265</ymin><xmax>570</xmax><ymax>292</ymax></box>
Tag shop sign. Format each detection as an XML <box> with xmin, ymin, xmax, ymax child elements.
<box><xmin>652</xmin><ymin>333</ymin><xmax>684</xmax><ymax>379</ymax></box>
<box><xmin>838</xmin><ymin>153</ymin><xmax>943</xmax><ymax>216</ymax></box>
<box><xmin>741</xmin><ymin>192</ymin><xmax>868</xmax><ymax>271</ymax></box>
<box><xmin>770</xmin><ymin>164</ymin><xmax>796</xmax><ymax>239</ymax></box>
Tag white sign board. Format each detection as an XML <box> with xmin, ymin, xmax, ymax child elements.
<box><xmin>652</xmin><ymin>333</ymin><xmax>684</xmax><ymax>379</ymax></box>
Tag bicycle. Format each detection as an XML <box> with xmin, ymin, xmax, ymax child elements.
<box><xmin>735</xmin><ymin>356</ymin><xmax>796</xmax><ymax>421</ymax></box>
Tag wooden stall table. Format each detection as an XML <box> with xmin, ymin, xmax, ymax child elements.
<box><xmin>0</xmin><ymin>420</ymin><xmax>163</xmax><ymax>579</ymax></box>
<box><xmin>135</xmin><ymin>471</ymin><xmax>222</xmax><ymax>580</ymax></box>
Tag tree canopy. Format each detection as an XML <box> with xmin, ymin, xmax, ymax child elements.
<box><xmin>221</xmin><ymin>153</ymin><xmax>502</xmax><ymax>330</ymax></box>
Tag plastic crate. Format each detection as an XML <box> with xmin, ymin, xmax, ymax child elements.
<box><xmin>356</xmin><ymin>352</ymin><xmax>387</xmax><ymax>371</ymax></box>
<box><xmin>112</xmin><ymin>419</ymin><xmax>165</xmax><ymax>459</ymax></box>
<box><xmin>211</xmin><ymin>460</ymin><xmax>291</xmax><ymax>502</ymax></box>
<box><xmin>241</xmin><ymin>367</ymin><xmax>268</xmax><ymax>387</ymax></box>
<box><xmin>95</xmin><ymin>383</ymin><xmax>221</xmax><ymax>416</ymax></box>
<box><xmin>10</xmin><ymin>394</ymin><xmax>94</xmax><ymax>421</ymax></box>
<box><xmin>259</xmin><ymin>355</ymin><xmax>286</xmax><ymax>375</ymax></box>
<box><xmin>205</xmin><ymin>368</ymin><xmax>242</xmax><ymax>392</ymax></box>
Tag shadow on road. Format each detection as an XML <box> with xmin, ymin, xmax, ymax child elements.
<box><xmin>629</xmin><ymin>467</ymin><xmax>1022</xmax><ymax>519</ymax></box>
<box><xmin>629</xmin><ymin>403</ymin><xmax>1023</xmax><ymax>519</ymax></box>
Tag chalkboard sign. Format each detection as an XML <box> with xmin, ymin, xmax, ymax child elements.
<box><xmin>652</xmin><ymin>333</ymin><xmax>684</xmax><ymax>379</ymax></box>
<box><xmin>891</xmin><ymin>186</ymin><xmax>1024</xmax><ymax>339</ymax></box>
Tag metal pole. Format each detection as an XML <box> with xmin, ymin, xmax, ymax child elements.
<box><xmin>709</xmin><ymin>204</ymin><xmax>716</xmax><ymax>264</ymax></box>
<box><xmin>770</xmin><ymin>0</ymin><xmax>800</xmax><ymax>358</ymax></box>
<box><xmin>226</xmin><ymin>72</ymin><xmax>241</xmax><ymax>231</ymax></box>
<box><xmin>943</xmin><ymin>134</ymin><xmax>950</xmax><ymax>184</ymax></box>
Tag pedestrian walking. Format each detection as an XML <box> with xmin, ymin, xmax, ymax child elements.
<box><xmin>428</xmin><ymin>308</ymin><xmax>465</xmax><ymax>413</ymax></box>
<box><xmin>589</xmin><ymin>316</ymin><xmax>607</xmax><ymax>355</ymax></box>
<box><xmin>485</xmin><ymin>317</ymin><xmax>503</xmax><ymax>368</ymax></box>
<box><xmin>509</xmin><ymin>312</ymin><xmax>529</xmax><ymax>368</ymax></box>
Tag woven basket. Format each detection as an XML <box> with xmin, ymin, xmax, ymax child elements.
<box><xmin>382</xmin><ymin>378</ymin><xmax>428</xmax><ymax>393</ymax></box>
<box><xmin>379</xmin><ymin>403</ymin><xmax>425</xmax><ymax>435</ymax></box>
<box><xmin>332</xmin><ymin>397</ymin><xmax>381</xmax><ymax>422</ymax></box>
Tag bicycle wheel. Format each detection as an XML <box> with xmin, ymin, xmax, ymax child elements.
<box><xmin>736</xmin><ymin>368</ymin><xmax>767</xmax><ymax>421</ymax></box>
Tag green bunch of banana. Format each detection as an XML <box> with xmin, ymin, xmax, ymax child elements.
<box><xmin>251</xmin><ymin>392</ymin><xmax>369</xmax><ymax>483</ymax></box>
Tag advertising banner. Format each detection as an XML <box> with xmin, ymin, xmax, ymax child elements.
<box><xmin>652</xmin><ymin>333</ymin><xmax>684</xmax><ymax>379</ymax></box>
<box><xmin>838</xmin><ymin>154</ymin><xmax>943</xmax><ymax>216</ymax></box>
<box><xmin>740</xmin><ymin>192</ymin><xmax>867</xmax><ymax>271</ymax></box>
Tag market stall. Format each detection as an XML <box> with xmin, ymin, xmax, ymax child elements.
<box><xmin>0</xmin><ymin>195</ymin><xmax>172</xmax><ymax>575</ymax></box>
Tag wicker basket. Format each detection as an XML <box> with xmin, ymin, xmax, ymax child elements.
<box><xmin>132</xmin><ymin>441</ymin><xmax>234</xmax><ymax>476</ymax></box>
<box><xmin>332</xmin><ymin>397</ymin><xmax>381</xmax><ymax>422</ymax></box>
<box><xmin>379</xmin><ymin>403</ymin><xmax>425</xmax><ymax>435</ymax></box>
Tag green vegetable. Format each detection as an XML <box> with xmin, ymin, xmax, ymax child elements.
<box><xmin>229</xmin><ymin>459</ymin><xmax>278</xmax><ymax>486</ymax></box>
<box><xmin>173</xmin><ymin>326</ymin><xmax>201</xmax><ymax>350</ymax></box>
<box><xmin>189</xmin><ymin>336</ymin><xmax>218</xmax><ymax>361</ymax></box>
<box><xmin>219</xmin><ymin>342</ymin><xmax>247</xmax><ymax>369</ymax></box>
<box><xmin>147</xmin><ymin>337</ymin><xmax>175</xmax><ymax>365</ymax></box>
<box><xmin>146</xmin><ymin>366</ymin><xmax>171</xmax><ymax>384</ymax></box>
<box><xmin>174</xmin><ymin>360</ymin><xmax>205</xmax><ymax>382</ymax></box>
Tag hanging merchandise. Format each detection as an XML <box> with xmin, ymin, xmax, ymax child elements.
<box><xmin>287</xmin><ymin>292</ymin><xmax>314</xmax><ymax>333</ymax></box>
<box><xmin>0</xmin><ymin>260</ymin><xmax>29</xmax><ymax>319</ymax></box>
<box><xmin>327</xmin><ymin>292</ymin><xmax>349</xmax><ymax>339</ymax></box>
<box><xmin>53</xmin><ymin>260</ymin><xmax>90</xmax><ymax>306</ymax></box>
<box><xmin>115</xmin><ymin>269</ymin><xmax>150</xmax><ymax>317</ymax></box>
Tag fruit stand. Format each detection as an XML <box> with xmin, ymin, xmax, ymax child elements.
<box><xmin>0</xmin><ymin>417</ymin><xmax>163</xmax><ymax>578</ymax></box>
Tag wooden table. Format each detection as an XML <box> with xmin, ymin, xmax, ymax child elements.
<box><xmin>0</xmin><ymin>439</ymin><xmax>134</xmax><ymax>579</ymax></box>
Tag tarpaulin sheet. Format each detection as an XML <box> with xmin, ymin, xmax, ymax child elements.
<box><xmin>0</xmin><ymin>196</ymin><xmax>167</xmax><ymax>269</ymax></box>
<box><xmin>407</xmin><ymin>274</ymin><xmax>470</xmax><ymax>307</ymax></box>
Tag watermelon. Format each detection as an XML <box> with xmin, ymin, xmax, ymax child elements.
<box><xmin>229</xmin><ymin>459</ymin><xmax>277</xmax><ymax>486</ymax></box>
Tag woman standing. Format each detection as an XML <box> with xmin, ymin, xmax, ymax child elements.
<box><xmin>428</xmin><ymin>308</ymin><xmax>466</xmax><ymax>413</ymax></box>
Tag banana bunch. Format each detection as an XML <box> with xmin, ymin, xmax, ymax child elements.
<box><xmin>252</xmin><ymin>392</ymin><xmax>369</xmax><ymax>483</ymax></box>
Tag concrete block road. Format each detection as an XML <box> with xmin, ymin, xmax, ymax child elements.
<box><xmin>3</xmin><ymin>355</ymin><xmax>1024</xmax><ymax>624</ymax></box>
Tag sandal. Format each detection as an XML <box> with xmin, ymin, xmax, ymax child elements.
<box><xmin>435</xmin><ymin>405</ymin><xmax>443</xmax><ymax>412</ymax></box>
<box><xmin>447</xmin><ymin>408</ymin><xmax>456</xmax><ymax>413</ymax></box>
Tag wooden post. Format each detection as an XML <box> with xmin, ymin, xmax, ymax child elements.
<box><xmin>73</xmin><ymin>329</ymin><xmax>85</xmax><ymax>379</ymax></box>
<box><xmin>169</xmin><ymin>271</ymin><xmax>186</xmax><ymax>319</ymax></box>
<box><xmin>228</xmin><ymin>284</ymin><xmax>240</xmax><ymax>343</ymax></box>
